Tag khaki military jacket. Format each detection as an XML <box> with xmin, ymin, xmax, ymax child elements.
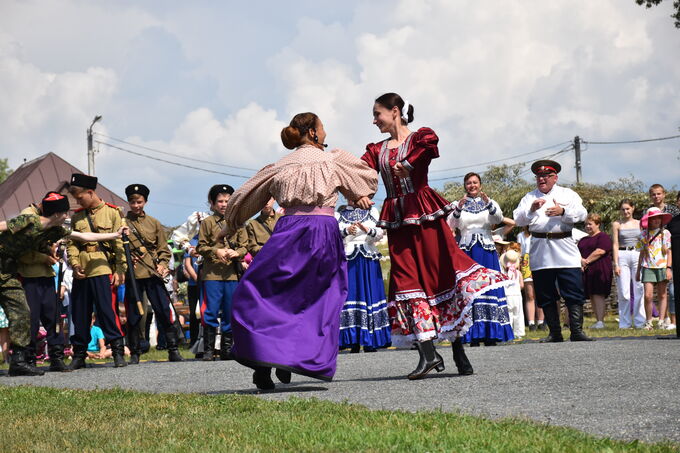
<box><xmin>67</xmin><ymin>201</ymin><xmax>126</xmax><ymax>277</ymax></box>
<box><xmin>17</xmin><ymin>204</ymin><xmax>56</xmax><ymax>278</ymax></box>
<box><xmin>245</xmin><ymin>212</ymin><xmax>281</xmax><ymax>257</ymax></box>
<box><xmin>197</xmin><ymin>213</ymin><xmax>247</xmax><ymax>281</ymax></box>
<box><xmin>125</xmin><ymin>211</ymin><xmax>171</xmax><ymax>280</ymax></box>
<box><xmin>1</xmin><ymin>214</ymin><xmax>67</xmax><ymax>275</ymax></box>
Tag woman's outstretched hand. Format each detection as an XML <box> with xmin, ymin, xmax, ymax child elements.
<box><xmin>355</xmin><ymin>197</ymin><xmax>374</xmax><ymax>210</ymax></box>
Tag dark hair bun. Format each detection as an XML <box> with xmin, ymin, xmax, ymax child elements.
<box><xmin>281</xmin><ymin>126</ymin><xmax>302</xmax><ymax>150</ymax></box>
<box><xmin>405</xmin><ymin>104</ymin><xmax>414</xmax><ymax>124</ymax></box>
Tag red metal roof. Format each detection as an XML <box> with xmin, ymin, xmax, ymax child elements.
<box><xmin>0</xmin><ymin>152</ymin><xmax>128</xmax><ymax>219</ymax></box>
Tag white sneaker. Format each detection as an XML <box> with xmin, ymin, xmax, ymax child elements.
<box><xmin>643</xmin><ymin>321</ymin><xmax>654</xmax><ymax>331</ymax></box>
<box><xmin>657</xmin><ymin>320</ymin><xmax>666</xmax><ymax>329</ymax></box>
<box><xmin>590</xmin><ymin>321</ymin><xmax>605</xmax><ymax>329</ymax></box>
<box><xmin>664</xmin><ymin>323</ymin><xmax>676</xmax><ymax>330</ymax></box>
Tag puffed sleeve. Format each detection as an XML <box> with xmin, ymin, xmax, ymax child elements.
<box><xmin>332</xmin><ymin>149</ymin><xmax>378</xmax><ymax>203</ymax></box>
<box><xmin>401</xmin><ymin>127</ymin><xmax>439</xmax><ymax>171</ymax></box>
<box><xmin>224</xmin><ymin>164</ymin><xmax>278</xmax><ymax>234</ymax></box>
<box><xmin>361</xmin><ymin>142</ymin><xmax>381</xmax><ymax>171</ymax></box>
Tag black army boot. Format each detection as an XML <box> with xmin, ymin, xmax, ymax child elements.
<box><xmin>126</xmin><ymin>326</ymin><xmax>142</xmax><ymax>365</ymax></box>
<box><xmin>539</xmin><ymin>302</ymin><xmax>564</xmax><ymax>343</ymax></box>
<box><xmin>407</xmin><ymin>340</ymin><xmax>445</xmax><ymax>380</ymax></box>
<box><xmin>567</xmin><ymin>305</ymin><xmax>595</xmax><ymax>342</ymax></box>
<box><xmin>69</xmin><ymin>345</ymin><xmax>88</xmax><ymax>370</ymax></box>
<box><xmin>48</xmin><ymin>344</ymin><xmax>69</xmax><ymax>372</ymax></box>
<box><xmin>451</xmin><ymin>338</ymin><xmax>473</xmax><ymax>375</ymax></box>
<box><xmin>110</xmin><ymin>338</ymin><xmax>127</xmax><ymax>367</ymax></box>
<box><xmin>8</xmin><ymin>345</ymin><xmax>45</xmax><ymax>376</ymax></box>
<box><xmin>252</xmin><ymin>366</ymin><xmax>275</xmax><ymax>390</ymax></box>
<box><xmin>165</xmin><ymin>328</ymin><xmax>184</xmax><ymax>362</ymax></box>
<box><xmin>219</xmin><ymin>332</ymin><xmax>234</xmax><ymax>361</ymax></box>
<box><xmin>25</xmin><ymin>344</ymin><xmax>37</xmax><ymax>368</ymax></box>
<box><xmin>202</xmin><ymin>326</ymin><xmax>217</xmax><ymax>361</ymax></box>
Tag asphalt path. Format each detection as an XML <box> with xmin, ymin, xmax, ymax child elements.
<box><xmin>3</xmin><ymin>337</ymin><xmax>679</xmax><ymax>443</ymax></box>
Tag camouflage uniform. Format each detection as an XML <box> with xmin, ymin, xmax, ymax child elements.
<box><xmin>0</xmin><ymin>214</ymin><xmax>67</xmax><ymax>347</ymax></box>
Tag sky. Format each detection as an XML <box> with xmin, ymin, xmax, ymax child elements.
<box><xmin>1</xmin><ymin>0</ymin><xmax>679</xmax><ymax>226</ymax></box>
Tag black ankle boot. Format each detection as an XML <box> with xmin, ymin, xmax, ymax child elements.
<box><xmin>127</xmin><ymin>326</ymin><xmax>141</xmax><ymax>365</ymax></box>
<box><xmin>408</xmin><ymin>340</ymin><xmax>445</xmax><ymax>380</ymax></box>
<box><xmin>275</xmin><ymin>368</ymin><xmax>292</xmax><ymax>384</ymax></box>
<box><xmin>452</xmin><ymin>338</ymin><xmax>474</xmax><ymax>375</ymax></box>
<box><xmin>567</xmin><ymin>305</ymin><xmax>594</xmax><ymax>342</ymax></box>
<box><xmin>48</xmin><ymin>344</ymin><xmax>69</xmax><ymax>372</ymax></box>
<box><xmin>110</xmin><ymin>338</ymin><xmax>127</xmax><ymax>367</ymax></box>
<box><xmin>166</xmin><ymin>328</ymin><xmax>184</xmax><ymax>362</ymax></box>
<box><xmin>69</xmin><ymin>345</ymin><xmax>87</xmax><ymax>370</ymax></box>
<box><xmin>203</xmin><ymin>326</ymin><xmax>216</xmax><ymax>361</ymax></box>
<box><xmin>219</xmin><ymin>332</ymin><xmax>233</xmax><ymax>361</ymax></box>
<box><xmin>8</xmin><ymin>345</ymin><xmax>45</xmax><ymax>376</ymax></box>
<box><xmin>253</xmin><ymin>367</ymin><xmax>275</xmax><ymax>390</ymax></box>
<box><xmin>539</xmin><ymin>302</ymin><xmax>564</xmax><ymax>343</ymax></box>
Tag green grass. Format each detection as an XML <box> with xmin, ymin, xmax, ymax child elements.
<box><xmin>0</xmin><ymin>385</ymin><xmax>677</xmax><ymax>453</ymax></box>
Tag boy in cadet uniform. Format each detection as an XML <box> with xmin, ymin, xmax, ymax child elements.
<box><xmin>245</xmin><ymin>197</ymin><xmax>281</xmax><ymax>258</ymax></box>
<box><xmin>18</xmin><ymin>192</ymin><xmax>69</xmax><ymax>372</ymax></box>
<box><xmin>123</xmin><ymin>184</ymin><xmax>183</xmax><ymax>364</ymax></box>
<box><xmin>198</xmin><ymin>184</ymin><xmax>248</xmax><ymax>361</ymax></box>
<box><xmin>67</xmin><ymin>173</ymin><xmax>129</xmax><ymax>369</ymax></box>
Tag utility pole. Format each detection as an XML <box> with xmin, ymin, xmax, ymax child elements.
<box><xmin>574</xmin><ymin>135</ymin><xmax>582</xmax><ymax>184</ymax></box>
<box><xmin>87</xmin><ymin>115</ymin><xmax>102</xmax><ymax>175</ymax></box>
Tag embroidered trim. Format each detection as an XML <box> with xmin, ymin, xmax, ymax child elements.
<box><xmin>346</xmin><ymin>244</ymin><xmax>382</xmax><ymax>261</ymax></box>
<box><xmin>377</xmin><ymin>201</ymin><xmax>457</xmax><ymax>229</ymax></box>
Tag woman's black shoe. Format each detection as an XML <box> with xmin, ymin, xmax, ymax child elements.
<box><xmin>275</xmin><ymin>368</ymin><xmax>292</xmax><ymax>384</ymax></box>
<box><xmin>408</xmin><ymin>340</ymin><xmax>445</xmax><ymax>380</ymax></box>
<box><xmin>350</xmin><ymin>344</ymin><xmax>361</xmax><ymax>353</ymax></box>
<box><xmin>253</xmin><ymin>367</ymin><xmax>275</xmax><ymax>390</ymax></box>
<box><xmin>452</xmin><ymin>338</ymin><xmax>474</xmax><ymax>375</ymax></box>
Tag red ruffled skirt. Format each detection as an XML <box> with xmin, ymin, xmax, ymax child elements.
<box><xmin>386</xmin><ymin>217</ymin><xmax>508</xmax><ymax>346</ymax></box>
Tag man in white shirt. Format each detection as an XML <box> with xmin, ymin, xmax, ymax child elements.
<box><xmin>513</xmin><ymin>160</ymin><xmax>593</xmax><ymax>342</ymax></box>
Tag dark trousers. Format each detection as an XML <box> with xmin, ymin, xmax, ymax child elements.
<box><xmin>125</xmin><ymin>277</ymin><xmax>173</xmax><ymax>330</ymax></box>
<box><xmin>70</xmin><ymin>274</ymin><xmax>124</xmax><ymax>347</ymax></box>
<box><xmin>532</xmin><ymin>267</ymin><xmax>585</xmax><ymax>308</ymax></box>
<box><xmin>187</xmin><ymin>284</ymin><xmax>200</xmax><ymax>346</ymax></box>
<box><xmin>22</xmin><ymin>277</ymin><xmax>63</xmax><ymax>348</ymax></box>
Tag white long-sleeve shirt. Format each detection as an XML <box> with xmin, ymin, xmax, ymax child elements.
<box><xmin>447</xmin><ymin>197</ymin><xmax>504</xmax><ymax>251</ymax></box>
<box><xmin>335</xmin><ymin>207</ymin><xmax>384</xmax><ymax>260</ymax></box>
<box><xmin>171</xmin><ymin>211</ymin><xmax>211</xmax><ymax>250</ymax></box>
<box><xmin>513</xmin><ymin>185</ymin><xmax>587</xmax><ymax>270</ymax></box>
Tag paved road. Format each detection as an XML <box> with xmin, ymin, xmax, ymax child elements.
<box><xmin>3</xmin><ymin>337</ymin><xmax>679</xmax><ymax>443</ymax></box>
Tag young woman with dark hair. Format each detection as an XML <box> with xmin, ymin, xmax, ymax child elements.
<box><xmin>223</xmin><ymin>112</ymin><xmax>378</xmax><ymax>390</ymax></box>
<box><xmin>361</xmin><ymin>93</ymin><xmax>508</xmax><ymax>379</ymax></box>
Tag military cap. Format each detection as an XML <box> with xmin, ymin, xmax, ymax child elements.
<box><xmin>531</xmin><ymin>160</ymin><xmax>561</xmax><ymax>175</ymax></box>
<box><xmin>70</xmin><ymin>173</ymin><xmax>98</xmax><ymax>190</ymax></box>
<box><xmin>42</xmin><ymin>193</ymin><xmax>70</xmax><ymax>217</ymax></box>
<box><xmin>125</xmin><ymin>184</ymin><xmax>150</xmax><ymax>200</ymax></box>
<box><xmin>208</xmin><ymin>184</ymin><xmax>234</xmax><ymax>202</ymax></box>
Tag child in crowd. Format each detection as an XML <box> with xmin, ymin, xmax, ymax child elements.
<box><xmin>87</xmin><ymin>315</ymin><xmax>130</xmax><ymax>359</ymax></box>
<box><xmin>636</xmin><ymin>207</ymin><xmax>673</xmax><ymax>330</ymax></box>
<box><xmin>501</xmin><ymin>247</ymin><xmax>525</xmax><ymax>339</ymax></box>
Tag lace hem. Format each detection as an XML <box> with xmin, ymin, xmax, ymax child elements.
<box><xmin>377</xmin><ymin>202</ymin><xmax>457</xmax><ymax>229</ymax></box>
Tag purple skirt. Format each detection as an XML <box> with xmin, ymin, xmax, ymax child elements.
<box><xmin>231</xmin><ymin>214</ymin><xmax>347</xmax><ymax>381</ymax></box>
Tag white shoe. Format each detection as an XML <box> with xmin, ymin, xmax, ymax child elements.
<box><xmin>590</xmin><ymin>321</ymin><xmax>605</xmax><ymax>329</ymax></box>
<box><xmin>657</xmin><ymin>320</ymin><xmax>666</xmax><ymax>329</ymax></box>
<box><xmin>664</xmin><ymin>323</ymin><xmax>676</xmax><ymax>330</ymax></box>
<box><xmin>643</xmin><ymin>321</ymin><xmax>654</xmax><ymax>331</ymax></box>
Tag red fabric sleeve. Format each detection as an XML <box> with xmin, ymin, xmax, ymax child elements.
<box><xmin>402</xmin><ymin>127</ymin><xmax>439</xmax><ymax>167</ymax></box>
<box><xmin>361</xmin><ymin>142</ymin><xmax>381</xmax><ymax>170</ymax></box>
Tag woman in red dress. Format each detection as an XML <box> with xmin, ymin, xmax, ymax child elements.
<box><xmin>361</xmin><ymin>93</ymin><xmax>508</xmax><ymax>379</ymax></box>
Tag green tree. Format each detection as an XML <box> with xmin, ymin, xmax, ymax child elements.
<box><xmin>636</xmin><ymin>0</ymin><xmax>680</xmax><ymax>28</ymax></box>
<box><xmin>0</xmin><ymin>158</ymin><xmax>12</xmax><ymax>183</ymax></box>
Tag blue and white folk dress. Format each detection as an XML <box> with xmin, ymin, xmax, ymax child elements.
<box><xmin>447</xmin><ymin>197</ymin><xmax>514</xmax><ymax>344</ymax></box>
<box><xmin>336</xmin><ymin>206</ymin><xmax>391</xmax><ymax>350</ymax></box>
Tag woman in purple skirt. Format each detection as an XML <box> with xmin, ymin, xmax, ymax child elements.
<box><xmin>223</xmin><ymin>112</ymin><xmax>378</xmax><ymax>390</ymax></box>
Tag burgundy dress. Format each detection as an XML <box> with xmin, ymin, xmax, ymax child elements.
<box><xmin>578</xmin><ymin>232</ymin><xmax>613</xmax><ymax>297</ymax></box>
<box><xmin>362</xmin><ymin>127</ymin><xmax>508</xmax><ymax>347</ymax></box>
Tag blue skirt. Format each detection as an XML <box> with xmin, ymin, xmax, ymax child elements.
<box><xmin>462</xmin><ymin>244</ymin><xmax>514</xmax><ymax>343</ymax></box>
<box><xmin>339</xmin><ymin>255</ymin><xmax>391</xmax><ymax>349</ymax></box>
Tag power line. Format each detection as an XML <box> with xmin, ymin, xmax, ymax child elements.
<box><xmin>429</xmin><ymin>145</ymin><xmax>573</xmax><ymax>183</ymax></box>
<box><xmin>430</xmin><ymin>141</ymin><xmax>572</xmax><ymax>173</ymax></box>
<box><xmin>582</xmin><ymin>134</ymin><xmax>680</xmax><ymax>145</ymax></box>
<box><xmin>95</xmin><ymin>141</ymin><xmax>251</xmax><ymax>178</ymax></box>
<box><xmin>93</xmin><ymin>132</ymin><xmax>259</xmax><ymax>172</ymax></box>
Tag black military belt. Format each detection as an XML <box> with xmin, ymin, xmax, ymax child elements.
<box><xmin>618</xmin><ymin>246</ymin><xmax>636</xmax><ymax>251</ymax></box>
<box><xmin>531</xmin><ymin>231</ymin><xmax>572</xmax><ymax>239</ymax></box>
